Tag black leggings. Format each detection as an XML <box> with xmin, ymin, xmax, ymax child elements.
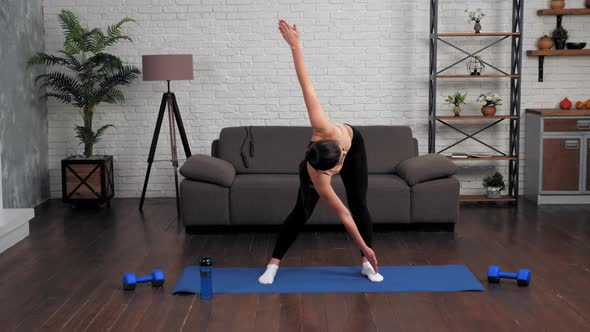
<box><xmin>271</xmin><ymin>125</ymin><xmax>373</xmax><ymax>259</ymax></box>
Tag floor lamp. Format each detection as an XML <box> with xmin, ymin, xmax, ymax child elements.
<box><xmin>139</xmin><ymin>54</ymin><xmax>193</xmax><ymax>220</ymax></box>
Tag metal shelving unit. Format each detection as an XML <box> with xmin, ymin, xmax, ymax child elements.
<box><xmin>428</xmin><ymin>0</ymin><xmax>524</xmax><ymax>203</ymax></box>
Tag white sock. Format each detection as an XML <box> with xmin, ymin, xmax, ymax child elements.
<box><xmin>258</xmin><ymin>264</ymin><xmax>279</xmax><ymax>284</ymax></box>
<box><xmin>361</xmin><ymin>261</ymin><xmax>384</xmax><ymax>282</ymax></box>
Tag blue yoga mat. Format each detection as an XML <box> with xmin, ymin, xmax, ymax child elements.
<box><xmin>172</xmin><ymin>265</ymin><xmax>484</xmax><ymax>294</ymax></box>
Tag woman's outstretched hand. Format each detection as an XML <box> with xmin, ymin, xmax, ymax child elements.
<box><xmin>363</xmin><ymin>247</ymin><xmax>379</xmax><ymax>273</ymax></box>
<box><xmin>278</xmin><ymin>19</ymin><xmax>300</xmax><ymax>48</ymax></box>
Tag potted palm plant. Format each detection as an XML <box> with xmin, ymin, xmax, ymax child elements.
<box><xmin>28</xmin><ymin>10</ymin><xmax>140</xmax><ymax>205</ymax></box>
<box><xmin>482</xmin><ymin>171</ymin><xmax>506</xmax><ymax>199</ymax></box>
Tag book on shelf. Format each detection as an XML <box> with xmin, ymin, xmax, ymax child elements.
<box><xmin>469</xmin><ymin>153</ymin><xmax>493</xmax><ymax>158</ymax></box>
<box><xmin>449</xmin><ymin>152</ymin><xmax>468</xmax><ymax>158</ymax></box>
<box><xmin>447</xmin><ymin>153</ymin><xmax>494</xmax><ymax>158</ymax></box>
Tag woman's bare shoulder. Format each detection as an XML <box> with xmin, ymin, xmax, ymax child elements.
<box><xmin>311</xmin><ymin>122</ymin><xmax>338</xmax><ymax>141</ymax></box>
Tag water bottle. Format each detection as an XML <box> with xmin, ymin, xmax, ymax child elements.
<box><xmin>200</xmin><ymin>257</ymin><xmax>213</xmax><ymax>300</ymax></box>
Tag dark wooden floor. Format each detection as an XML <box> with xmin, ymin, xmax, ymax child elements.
<box><xmin>0</xmin><ymin>198</ymin><xmax>589</xmax><ymax>331</ymax></box>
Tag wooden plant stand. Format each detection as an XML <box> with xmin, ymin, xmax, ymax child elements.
<box><xmin>62</xmin><ymin>155</ymin><xmax>114</xmax><ymax>205</ymax></box>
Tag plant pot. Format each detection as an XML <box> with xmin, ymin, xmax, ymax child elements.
<box><xmin>555</xmin><ymin>39</ymin><xmax>566</xmax><ymax>50</ymax></box>
<box><xmin>62</xmin><ymin>155</ymin><xmax>114</xmax><ymax>205</ymax></box>
<box><xmin>473</xmin><ymin>22</ymin><xmax>482</xmax><ymax>33</ymax></box>
<box><xmin>481</xmin><ymin>106</ymin><xmax>497</xmax><ymax>116</ymax></box>
<box><xmin>538</xmin><ymin>35</ymin><xmax>554</xmax><ymax>50</ymax></box>
<box><xmin>550</xmin><ymin>0</ymin><xmax>565</xmax><ymax>9</ymax></box>
<box><xmin>485</xmin><ymin>187</ymin><xmax>503</xmax><ymax>199</ymax></box>
<box><xmin>453</xmin><ymin>106</ymin><xmax>462</xmax><ymax>117</ymax></box>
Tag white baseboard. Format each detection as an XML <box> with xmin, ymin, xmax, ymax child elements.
<box><xmin>537</xmin><ymin>195</ymin><xmax>590</xmax><ymax>205</ymax></box>
<box><xmin>0</xmin><ymin>209</ymin><xmax>34</xmax><ymax>254</ymax></box>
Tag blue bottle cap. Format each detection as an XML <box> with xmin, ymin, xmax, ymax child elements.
<box><xmin>200</xmin><ymin>257</ymin><xmax>212</xmax><ymax>266</ymax></box>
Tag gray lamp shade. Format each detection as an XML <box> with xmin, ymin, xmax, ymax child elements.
<box><xmin>142</xmin><ymin>54</ymin><xmax>194</xmax><ymax>81</ymax></box>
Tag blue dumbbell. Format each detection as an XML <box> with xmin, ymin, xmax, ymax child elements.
<box><xmin>487</xmin><ymin>266</ymin><xmax>530</xmax><ymax>287</ymax></box>
<box><xmin>122</xmin><ymin>269</ymin><xmax>165</xmax><ymax>290</ymax></box>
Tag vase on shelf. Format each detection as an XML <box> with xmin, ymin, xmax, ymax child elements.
<box><xmin>473</xmin><ymin>21</ymin><xmax>482</xmax><ymax>33</ymax></box>
<box><xmin>550</xmin><ymin>0</ymin><xmax>565</xmax><ymax>10</ymax></box>
<box><xmin>538</xmin><ymin>35</ymin><xmax>554</xmax><ymax>50</ymax></box>
<box><xmin>552</xmin><ymin>25</ymin><xmax>569</xmax><ymax>50</ymax></box>
<box><xmin>485</xmin><ymin>186</ymin><xmax>502</xmax><ymax>199</ymax></box>
<box><xmin>481</xmin><ymin>106</ymin><xmax>497</xmax><ymax>116</ymax></box>
<box><xmin>453</xmin><ymin>106</ymin><xmax>462</xmax><ymax>117</ymax></box>
<box><xmin>555</xmin><ymin>39</ymin><xmax>567</xmax><ymax>50</ymax></box>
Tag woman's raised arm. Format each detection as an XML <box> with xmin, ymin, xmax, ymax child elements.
<box><xmin>278</xmin><ymin>19</ymin><xmax>330</xmax><ymax>132</ymax></box>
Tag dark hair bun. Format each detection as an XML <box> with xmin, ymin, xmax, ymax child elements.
<box><xmin>305</xmin><ymin>140</ymin><xmax>340</xmax><ymax>171</ymax></box>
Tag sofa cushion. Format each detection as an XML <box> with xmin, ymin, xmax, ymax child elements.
<box><xmin>229</xmin><ymin>173</ymin><xmax>410</xmax><ymax>225</ymax></box>
<box><xmin>361</xmin><ymin>126</ymin><xmax>416</xmax><ymax>174</ymax></box>
<box><xmin>411</xmin><ymin>177</ymin><xmax>459</xmax><ymax>223</ymax></box>
<box><xmin>217</xmin><ymin>126</ymin><xmax>416</xmax><ymax>175</ymax></box>
<box><xmin>218</xmin><ymin>126</ymin><xmax>311</xmax><ymax>174</ymax></box>
<box><xmin>180</xmin><ymin>180</ymin><xmax>230</xmax><ymax>226</ymax></box>
<box><xmin>365</xmin><ymin>174</ymin><xmax>411</xmax><ymax>223</ymax></box>
<box><xmin>229</xmin><ymin>174</ymin><xmax>300</xmax><ymax>225</ymax></box>
<box><xmin>179</xmin><ymin>154</ymin><xmax>236</xmax><ymax>188</ymax></box>
<box><xmin>397</xmin><ymin>154</ymin><xmax>458</xmax><ymax>186</ymax></box>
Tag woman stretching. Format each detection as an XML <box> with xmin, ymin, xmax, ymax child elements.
<box><xmin>258</xmin><ymin>19</ymin><xmax>383</xmax><ymax>284</ymax></box>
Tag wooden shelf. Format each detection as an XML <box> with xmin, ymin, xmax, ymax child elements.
<box><xmin>447</xmin><ymin>156</ymin><xmax>517</xmax><ymax>161</ymax></box>
<box><xmin>436</xmin><ymin>115</ymin><xmax>518</xmax><ymax>120</ymax></box>
<box><xmin>527</xmin><ymin>49</ymin><xmax>590</xmax><ymax>56</ymax></box>
<box><xmin>526</xmin><ymin>109</ymin><xmax>590</xmax><ymax>116</ymax></box>
<box><xmin>437</xmin><ymin>32</ymin><xmax>520</xmax><ymax>37</ymax></box>
<box><xmin>460</xmin><ymin>195</ymin><xmax>516</xmax><ymax>202</ymax></box>
<box><xmin>527</xmin><ymin>49</ymin><xmax>590</xmax><ymax>81</ymax></box>
<box><xmin>537</xmin><ymin>8</ymin><xmax>590</xmax><ymax>16</ymax></box>
<box><xmin>436</xmin><ymin>74</ymin><xmax>520</xmax><ymax>79</ymax></box>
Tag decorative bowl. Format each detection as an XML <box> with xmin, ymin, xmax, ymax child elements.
<box><xmin>566</xmin><ymin>42</ymin><xmax>587</xmax><ymax>50</ymax></box>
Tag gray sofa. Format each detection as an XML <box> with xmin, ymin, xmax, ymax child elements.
<box><xmin>179</xmin><ymin>126</ymin><xmax>459</xmax><ymax>230</ymax></box>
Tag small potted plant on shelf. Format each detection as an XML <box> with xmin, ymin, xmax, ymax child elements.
<box><xmin>445</xmin><ymin>91</ymin><xmax>467</xmax><ymax>117</ymax></box>
<box><xmin>465</xmin><ymin>8</ymin><xmax>485</xmax><ymax>33</ymax></box>
<box><xmin>28</xmin><ymin>10</ymin><xmax>140</xmax><ymax>206</ymax></box>
<box><xmin>477</xmin><ymin>92</ymin><xmax>502</xmax><ymax>116</ymax></box>
<box><xmin>552</xmin><ymin>26</ymin><xmax>569</xmax><ymax>50</ymax></box>
<box><xmin>482</xmin><ymin>171</ymin><xmax>506</xmax><ymax>199</ymax></box>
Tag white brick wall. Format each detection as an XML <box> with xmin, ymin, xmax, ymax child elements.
<box><xmin>0</xmin><ymin>144</ymin><xmax>3</xmax><ymax>208</ymax></box>
<box><xmin>43</xmin><ymin>0</ymin><xmax>590</xmax><ymax>198</ymax></box>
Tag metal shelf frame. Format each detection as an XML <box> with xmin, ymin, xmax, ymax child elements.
<box><xmin>428</xmin><ymin>0</ymin><xmax>523</xmax><ymax>203</ymax></box>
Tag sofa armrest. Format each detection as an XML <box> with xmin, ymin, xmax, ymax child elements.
<box><xmin>396</xmin><ymin>154</ymin><xmax>457</xmax><ymax>186</ymax></box>
<box><xmin>179</xmin><ymin>154</ymin><xmax>236</xmax><ymax>188</ymax></box>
